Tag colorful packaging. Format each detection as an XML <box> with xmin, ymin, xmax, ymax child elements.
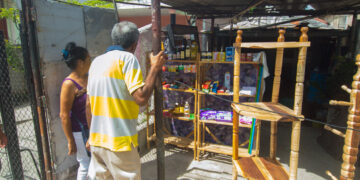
<box><xmin>247</xmin><ymin>53</ymin><xmax>253</xmax><ymax>61</ymax></box>
<box><xmin>226</xmin><ymin>47</ymin><xmax>235</xmax><ymax>61</ymax></box>
<box><xmin>239</xmin><ymin>116</ymin><xmax>254</xmax><ymax>125</ymax></box>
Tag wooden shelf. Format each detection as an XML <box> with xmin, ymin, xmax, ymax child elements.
<box><xmin>163</xmin><ymin>88</ymin><xmax>196</xmax><ymax>94</ymax></box>
<box><xmin>231</xmin><ymin>102</ymin><xmax>303</xmax><ymax>122</ymax></box>
<box><xmin>199</xmin><ymin>119</ymin><xmax>255</xmax><ymax>128</ymax></box>
<box><xmin>234</xmin><ymin>157</ymin><xmax>289</xmax><ymax>180</ymax></box>
<box><xmin>199</xmin><ymin>61</ymin><xmax>260</xmax><ymax>65</ymax></box>
<box><xmin>167</xmin><ymin>60</ymin><xmax>197</xmax><ymax>63</ymax></box>
<box><xmin>234</xmin><ymin>41</ymin><xmax>311</xmax><ymax>49</ymax></box>
<box><xmin>199</xmin><ymin>91</ymin><xmax>256</xmax><ymax>97</ymax></box>
<box><xmin>172</xmin><ymin>116</ymin><xmax>194</xmax><ymax>121</ymax></box>
<box><xmin>198</xmin><ymin>143</ymin><xmax>254</xmax><ymax>157</ymax></box>
<box><xmin>164</xmin><ymin>134</ymin><xmax>195</xmax><ymax>149</ymax></box>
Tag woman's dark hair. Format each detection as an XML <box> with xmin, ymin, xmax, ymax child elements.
<box><xmin>62</xmin><ymin>42</ymin><xmax>88</xmax><ymax>70</ymax></box>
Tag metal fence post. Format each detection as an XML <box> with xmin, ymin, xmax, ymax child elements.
<box><xmin>19</xmin><ymin>15</ymin><xmax>46</xmax><ymax>179</ymax></box>
<box><xmin>0</xmin><ymin>31</ymin><xmax>24</xmax><ymax>180</ymax></box>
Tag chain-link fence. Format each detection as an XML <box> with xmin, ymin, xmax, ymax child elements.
<box><xmin>0</xmin><ymin>31</ymin><xmax>43</xmax><ymax>179</ymax></box>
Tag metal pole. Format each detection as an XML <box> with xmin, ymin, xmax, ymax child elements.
<box><xmin>351</xmin><ymin>11</ymin><xmax>359</xmax><ymax>59</ymax></box>
<box><xmin>210</xmin><ymin>18</ymin><xmax>215</xmax><ymax>52</ymax></box>
<box><xmin>0</xmin><ymin>31</ymin><xmax>24</xmax><ymax>180</ymax></box>
<box><xmin>20</xmin><ymin>0</ymin><xmax>53</xmax><ymax>179</ymax></box>
<box><xmin>19</xmin><ymin>15</ymin><xmax>46</xmax><ymax>179</ymax></box>
<box><xmin>112</xmin><ymin>0</ymin><xmax>119</xmax><ymax>22</ymax></box>
<box><xmin>151</xmin><ymin>0</ymin><xmax>165</xmax><ymax>180</ymax></box>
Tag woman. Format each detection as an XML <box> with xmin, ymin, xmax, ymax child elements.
<box><xmin>59</xmin><ymin>42</ymin><xmax>91</xmax><ymax>180</ymax></box>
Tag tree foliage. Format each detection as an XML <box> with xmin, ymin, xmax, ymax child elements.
<box><xmin>0</xmin><ymin>8</ymin><xmax>20</xmax><ymax>27</ymax></box>
<box><xmin>65</xmin><ymin>0</ymin><xmax>115</xmax><ymax>8</ymax></box>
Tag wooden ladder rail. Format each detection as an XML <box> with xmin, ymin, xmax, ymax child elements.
<box><xmin>270</xmin><ymin>29</ymin><xmax>286</xmax><ymax>160</ymax></box>
<box><xmin>232</xmin><ymin>30</ymin><xmax>243</xmax><ymax>180</ymax></box>
<box><xmin>339</xmin><ymin>54</ymin><xmax>360</xmax><ymax>180</ymax></box>
<box><xmin>289</xmin><ymin>27</ymin><xmax>309</xmax><ymax>180</ymax></box>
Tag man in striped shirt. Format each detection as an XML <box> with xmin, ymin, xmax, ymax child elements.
<box><xmin>86</xmin><ymin>21</ymin><xmax>165</xmax><ymax>179</ymax></box>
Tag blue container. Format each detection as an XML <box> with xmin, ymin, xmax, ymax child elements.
<box><xmin>226</xmin><ymin>47</ymin><xmax>235</xmax><ymax>61</ymax></box>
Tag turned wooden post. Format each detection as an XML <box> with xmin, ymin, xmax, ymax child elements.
<box><xmin>232</xmin><ymin>30</ymin><xmax>242</xmax><ymax>180</ymax></box>
<box><xmin>340</xmin><ymin>55</ymin><xmax>360</xmax><ymax>180</ymax></box>
<box><xmin>194</xmin><ymin>53</ymin><xmax>200</xmax><ymax>160</ymax></box>
<box><xmin>289</xmin><ymin>27</ymin><xmax>308</xmax><ymax>180</ymax></box>
<box><xmin>270</xmin><ymin>29</ymin><xmax>286</xmax><ymax>160</ymax></box>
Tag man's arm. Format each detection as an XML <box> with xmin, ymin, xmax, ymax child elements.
<box><xmin>132</xmin><ymin>51</ymin><xmax>166</xmax><ymax>106</ymax></box>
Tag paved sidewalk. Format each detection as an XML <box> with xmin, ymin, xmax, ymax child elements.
<box><xmin>141</xmin><ymin>124</ymin><xmax>360</xmax><ymax>180</ymax></box>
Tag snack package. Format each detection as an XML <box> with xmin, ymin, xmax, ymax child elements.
<box><xmin>239</xmin><ymin>116</ymin><xmax>254</xmax><ymax>124</ymax></box>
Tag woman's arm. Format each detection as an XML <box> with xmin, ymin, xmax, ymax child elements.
<box><xmin>59</xmin><ymin>80</ymin><xmax>77</xmax><ymax>155</ymax></box>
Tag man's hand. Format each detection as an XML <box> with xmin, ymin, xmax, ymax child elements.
<box><xmin>0</xmin><ymin>131</ymin><xmax>7</xmax><ymax>148</ymax></box>
<box><xmin>150</xmin><ymin>51</ymin><xmax>166</xmax><ymax>71</ymax></box>
<box><xmin>68</xmin><ymin>140</ymin><xmax>77</xmax><ymax>155</ymax></box>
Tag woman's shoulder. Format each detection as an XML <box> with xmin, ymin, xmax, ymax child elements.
<box><xmin>62</xmin><ymin>76</ymin><xmax>77</xmax><ymax>89</ymax></box>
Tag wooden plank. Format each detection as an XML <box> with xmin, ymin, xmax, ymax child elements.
<box><xmin>167</xmin><ymin>60</ymin><xmax>197</xmax><ymax>63</ymax></box>
<box><xmin>237</xmin><ymin>158</ymin><xmax>266</xmax><ymax>180</ymax></box>
<box><xmin>261</xmin><ymin>157</ymin><xmax>289</xmax><ymax>180</ymax></box>
<box><xmin>199</xmin><ymin>143</ymin><xmax>253</xmax><ymax>157</ymax></box>
<box><xmin>199</xmin><ymin>91</ymin><xmax>255</xmax><ymax>97</ymax></box>
<box><xmin>199</xmin><ymin>119</ymin><xmax>253</xmax><ymax>128</ymax></box>
<box><xmin>234</xmin><ymin>42</ymin><xmax>311</xmax><ymax>49</ymax></box>
<box><xmin>204</xmin><ymin>126</ymin><xmax>223</xmax><ymax>144</ymax></box>
<box><xmin>253</xmin><ymin>157</ymin><xmax>274</xmax><ymax>180</ymax></box>
<box><xmin>163</xmin><ymin>88</ymin><xmax>195</xmax><ymax>94</ymax></box>
<box><xmin>199</xmin><ymin>61</ymin><xmax>260</xmax><ymax>65</ymax></box>
<box><xmin>164</xmin><ymin>134</ymin><xmax>195</xmax><ymax>149</ymax></box>
<box><xmin>231</xmin><ymin>102</ymin><xmax>303</xmax><ymax>122</ymax></box>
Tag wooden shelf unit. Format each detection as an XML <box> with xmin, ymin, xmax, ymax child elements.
<box><xmin>231</xmin><ymin>28</ymin><xmax>310</xmax><ymax>180</ymax></box>
<box><xmin>196</xmin><ymin>48</ymin><xmax>264</xmax><ymax>160</ymax></box>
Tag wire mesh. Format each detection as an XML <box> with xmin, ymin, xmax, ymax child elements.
<box><xmin>0</xmin><ymin>31</ymin><xmax>42</xmax><ymax>180</ymax></box>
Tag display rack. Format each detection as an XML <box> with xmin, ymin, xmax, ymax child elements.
<box><xmin>196</xmin><ymin>53</ymin><xmax>264</xmax><ymax>160</ymax></box>
<box><xmin>231</xmin><ymin>28</ymin><xmax>310</xmax><ymax>180</ymax></box>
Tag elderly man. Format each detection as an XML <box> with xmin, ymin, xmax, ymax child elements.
<box><xmin>86</xmin><ymin>21</ymin><xmax>165</xmax><ymax>179</ymax></box>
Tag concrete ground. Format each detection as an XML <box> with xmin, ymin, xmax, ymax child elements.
<box><xmin>141</xmin><ymin>123</ymin><xmax>360</xmax><ymax>180</ymax></box>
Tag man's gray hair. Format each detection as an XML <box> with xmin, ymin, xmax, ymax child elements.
<box><xmin>111</xmin><ymin>21</ymin><xmax>139</xmax><ymax>49</ymax></box>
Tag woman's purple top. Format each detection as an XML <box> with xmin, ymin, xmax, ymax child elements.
<box><xmin>63</xmin><ymin>78</ymin><xmax>88</xmax><ymax>132</ymax></box>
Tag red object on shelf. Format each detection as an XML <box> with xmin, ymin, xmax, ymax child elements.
<box><xmin>162</xmin><ymin>66</ymin><xmax>166</xmax><ymax>72</ymax></box>
<box><xmin>163</xmin><ymin>84</ymin><xmax>170</xmax><ymax>88</ymax></box>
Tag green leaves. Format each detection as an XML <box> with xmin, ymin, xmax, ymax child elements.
<box><xmin>65</xmin><ymin>0</ymin><xmax>115</xmax><ymax>8</ymax></box>
<box><xmin>0</xmin><ymin>8</ymin><xmax>20</xmax><ymax>26</ymax></box>
<box><xmin>5</xmin><ymin>40</ymin><xmax>23</xmax><ymax>72</ymax></box>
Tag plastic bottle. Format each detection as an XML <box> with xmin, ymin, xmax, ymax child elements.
<box><xmin>184</xmin><ymin>101</ymin><xmax>190</xmax><ymax>117</ymax></box>
<box><xmin>224</xmin><ymin>72</ymin><xmax>231</xmax><ymax>91</ymax></box>
<box><xmin>186</xmin><ymin>42</ymin><xmax>191</xmax><ymax>60</ymax></box>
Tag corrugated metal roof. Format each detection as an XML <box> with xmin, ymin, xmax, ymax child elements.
<box><xmin>161</xmin><ymin>0</ymin><xmax>360</xmax><ymax>19</ymax></box>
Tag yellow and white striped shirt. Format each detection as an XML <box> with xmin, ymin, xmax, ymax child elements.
<box><xmin>87</xmin><ymin>50</ymin><xmax>144</xmax><ymax>152</ymax></box>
